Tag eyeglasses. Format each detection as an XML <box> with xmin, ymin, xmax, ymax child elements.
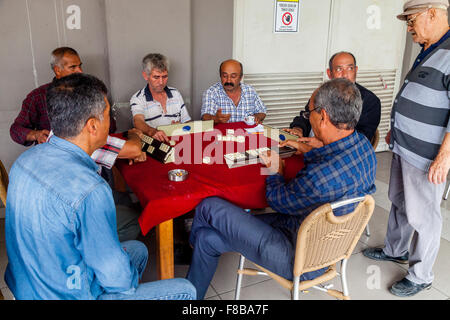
<box><xmin>406</xmin><ymin>10</ymin><xmax>427</xmax><ymax>27</ymax></box>
<box><xmin>301</xmin><ymin>105</ymin><xmax>321</xmax><ymax>119</ymax></box>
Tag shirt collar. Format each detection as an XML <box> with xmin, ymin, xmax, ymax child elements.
<box><xmin>304</xmin><ymin>131</ymin><xmax>359</xmax><ymax>163</ymax></box>
<box><xmin>144</xmin><ymin>84</ymin><xmax>173</xmax><ymax>102</ymax></box>
<box><xmin>48</xmin><ymin>135</ymin><xmax>100</xmax><ymax>173</ymax></box>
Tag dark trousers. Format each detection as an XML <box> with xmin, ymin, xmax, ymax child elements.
<box><xmin>186</xmin><ymin>197</ymin><xmax>296</xmax><ymax>299</ymax></box>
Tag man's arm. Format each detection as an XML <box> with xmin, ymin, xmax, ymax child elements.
<box><xmin>77</xmin><ymin>186</ymin><xmax>139</xmax><ymax>293</ymax></box>
<box><xmin>133</xmin><ymin>114</ymin><xmax>169</xmax><ymax>143</ymax></box>
<box><xmin>202</xmin><ymin>109</ymin><xmax>231</xmax><ymax>124</ymax></box>
<box><xmin>10</xmin><ymin>90</ymin><xmax>49</xmax><ymax>146</ymax></box>
<box><xmin>289</xmin><ymin>100</ymin><xmax>311</xmax><ymax>137</ymax></box>
<box><xmin>428</xmin><ymin>132</ymin><xmax>450</xmax><ymax>184</ymax></box>
<box><xmin>356</xmin><ymin>94</ymin><xmax>381</xmax><ymax>142</ymax></box>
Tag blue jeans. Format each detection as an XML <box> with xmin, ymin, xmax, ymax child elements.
<box><xmin>99</xmin><ymin>240</ymin><xmax>196</xmax><ymax>300</ymax></box>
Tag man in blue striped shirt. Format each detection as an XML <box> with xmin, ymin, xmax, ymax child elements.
<box><xmin>187</xmin><ymin>78</ymin><xmax>376</xmax><ymax>299</ymax></box>
<box><xmin>201</xmin><ymin>59</ymin><xmax>267</xmax><ymax>124</ymax></box>
<box><xmin>364</xmin><ymin>0</ymin><xmax>450</xmax><ymax>297</ymax></box>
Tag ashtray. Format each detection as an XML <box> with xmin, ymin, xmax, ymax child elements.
<box><xmin>168</xmin><ymin>169</ymin><xmax>189</xmax><ymax>182</ymax></box>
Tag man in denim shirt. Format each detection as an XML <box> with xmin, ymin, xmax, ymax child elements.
<box><xmin>4</xmin><ymin>73</ymin><xmax>195</xmax><ymax>300</ymax></box>
<box><xmin>187</xmin><ymin>79</ymin><xmax>376</xmax><ymax>299</ymax></box>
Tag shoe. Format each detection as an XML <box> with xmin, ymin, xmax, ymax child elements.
<box><xmin>363</xmin><ymin>247</ymin><xmax>409</xmax><ymax>264</ymax></box>
<box><xmin>390</xmin><ymin>278</ymin><xmax>432</xmax><ymax>297</ymax></box>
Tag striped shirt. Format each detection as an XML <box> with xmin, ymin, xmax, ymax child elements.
<box><xmin>201</xmin><ymin>82</ymin><xmax>266</xmax><ymax>122</ymax></box>
<box><xmin>130</xmin><ymin>85</ymin><xmax>191</xmax><ymax>129</ymax></box>
<box><xmin>390</xmin><ymin>31</ymin><xmax>450</xmax><ymax>172</ymax></box>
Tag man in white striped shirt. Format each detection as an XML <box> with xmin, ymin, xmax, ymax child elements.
<box><xmin>130</xmin><ymin>53</ymin><xmax>191</xmax><ymax>143</ymax></box>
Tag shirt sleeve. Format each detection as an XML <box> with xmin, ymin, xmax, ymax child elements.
<box><xmin>289</xmin><ymin>101</ymin><xmax>311</xmax><ymax>136</ymax></box>
<box><xmin>201</xmin><ymin>88</ymin><xmax>219</xmax><ymax>117</ymax></box>
<box><xmin>177</xmin><ymin>91</ymin><xmax>191</xmax><ymax>123</ymax></box>
<box><xmin>75</xmin><ymin>183</ymin><xmax>139</xmax><ymax>294</ymax></box>
<box><xmin>10</xmin><ymin>92</ymin><xmax>40</xmax><ymax>146</ymax></box>
<box><xmin>91</xmin><ymin>135</ymin><xmax>126</xmax><ymax>169</ymax></box>
<box><xmin>130</xmin><ymin>91</ymin><xmax>146</xmax><ymax>119</ymax></box>
<box><xmin>252</xmin><ymin>89</ymin><xmax>267</xmax><ymax>114</ymax></box>
<box><xmin>356</xmin><ymin>94</ymin><xmax>381</xmax><ymax>142</ymax></box>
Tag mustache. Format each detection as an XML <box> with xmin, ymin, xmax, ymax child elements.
<box><xmin>224</xmin><ymin>82</ymin><xmax>234</xmax><ymax>87</ymax></box>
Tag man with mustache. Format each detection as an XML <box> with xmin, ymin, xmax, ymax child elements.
<box><xmin>201</xmin><ymin>59</ymin><xmax>266</xmax><ymax>124</ymax></box>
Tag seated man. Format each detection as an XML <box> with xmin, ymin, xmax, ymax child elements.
<box><xmin>10</xmin><ymin>46</ymin><xmax>145</xmax><ymax>166</ymax></box>
<box><xmin>201</xmin><ymin>59</ymin><xmax>267</xmax><ymax>124</ymax></box>
<box><xmin>4</xmin><ymin>73</ymin><xmax>196</xmax><ymax>300</ymax></box>
<box><xmin>130</xmin><ymin>53</ymin><xmax>191</xmax><ymax>143</ymax></box>
<box><xmin>186</xmin><ymin>78</ymin><xmax>377</xmax><ymax>299</ymax></box>
<box><xmin>10</xmin><ymin>47</ymin><xmax>146</xmax><ymax>241</ymax></box>
<box><xmin>287</xmin><ymin>51</ymin><xmax>381</xmax><ymax>149</ymax></box>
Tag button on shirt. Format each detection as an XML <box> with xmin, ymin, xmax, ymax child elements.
<box><xmin>201</xmin><ymin>82</ymin><xmax>267</xmax><ymax>122</ymax></box>
<box><xmin>130</xmin><ymin>85</ymin><xmax>191</xmax><ymax>128</ymax></box>
<box><xmin>4</xmin><ymin>136</ymin><xmax>139</xmax><ymax>299</ymax></box>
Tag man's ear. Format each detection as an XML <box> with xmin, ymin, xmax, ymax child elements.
<box><xmin>85</xmin><ymin>117</ymin><xmax>99</xmax><ymax>136</ymax></box>
<box><xmin>320</xmin><ymin>109</ymin><xmax>329</xmax><ymax>125</ymax></box>
<box><xmin>326</xmin><ymin>69</ymin><xmax>333</xmax><ymax>80</ymax></box>
<box><xmin>142</xmin><ymin>71</ymin><xmax>149</xmax><ymax>81</ymax></box>
<box><xmin>53</xmin><ymin>66</ymin><xmax>61</xmax><ymax>78</ymax></box>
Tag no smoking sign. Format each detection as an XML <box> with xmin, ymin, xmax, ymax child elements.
<box><xmin>274</xmin><ymin>0</ymin><xmax>299</xmax><ymax>33</ymax></box>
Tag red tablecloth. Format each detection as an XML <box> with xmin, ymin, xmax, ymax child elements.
<box><xmin>116</xmin><ymin>122</ymin><xmax>304</xmax><ymax>235</ymax></box>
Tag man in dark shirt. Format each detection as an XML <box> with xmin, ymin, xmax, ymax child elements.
<box><xmin>288</xmin><ymin>52</ymin><xmax>381</xmax><ymax>150</ymax></box>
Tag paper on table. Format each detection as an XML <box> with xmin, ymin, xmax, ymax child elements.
<box><xmin>245</xmin><ymin>124</ymin><xmax>264</xmax><ymax>134</ymax></box>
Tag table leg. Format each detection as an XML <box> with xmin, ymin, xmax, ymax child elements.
<box><xmin>156</xmin><ymin>219</ymin><xmax>174</xmax><ymax>280</ymax></box>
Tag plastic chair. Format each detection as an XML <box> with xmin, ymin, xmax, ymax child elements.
<box><xmin>0</xmin><ymin>160</ymin><xmax>8</xmax><ymax>207</ymax></box>
<box><xmin>235</xmin><ymin>195</ymin><xmax>375</xmax><ymax>300</ymax></box>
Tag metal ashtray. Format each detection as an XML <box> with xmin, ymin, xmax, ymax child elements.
<box><xmin>168</xmin><ymin>169</ymin><xmax>189</xmax><ymax>182</ymax></box>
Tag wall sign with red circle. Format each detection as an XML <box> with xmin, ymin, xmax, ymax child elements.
<box><xmin>274</xmin><ymin>0</ymin><xmax>299</xmax><ymax>33</ymax></box>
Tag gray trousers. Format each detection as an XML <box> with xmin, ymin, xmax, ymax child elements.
<box><xmin>383</xmin><ymin>153</ymin><xmax>445</xmax><ymax>284</ymax></box>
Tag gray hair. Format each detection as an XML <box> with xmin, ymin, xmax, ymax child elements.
<box><xmin>50</xmin><ymin>47</ymin><xmax>79</xmax><ymax>70</ymax></box>
<box><xmin>142</xmin><ymin>53</ymin><xmax>170</xmax><ymax>75</ymax></box>
<box><xmin>46</xmin><ymin>73</ymin><xmax>108</xmax><ymax>139</ymax></box>
<box><xmin>314</xmin><ymin>78</ymin><xmax>362</xmax><ymax>130</ymax></box>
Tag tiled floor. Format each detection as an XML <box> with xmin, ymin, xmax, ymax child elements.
<box><xmin>1</xmin><ymin>151</ymin><xmax>450</xmax><ymax>300</ymax></box>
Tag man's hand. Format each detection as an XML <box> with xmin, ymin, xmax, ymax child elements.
<box><xmin>215</xmin><ymin>109</ymin><xmax>231</xmax><ymax>124</ymax></box>
<box><xmin>152</xmin><ymin>130</ymin><xmax>170</xmax><ymax>144</ymax></box>
<box><xmin>428</xmin><ymin>150</ymin><xmax>450</xmax><ymax>185</ymax></box>
<box><xmin>283</xmin><ymin>127</ymin><xmax>303</xmax><ymax>137</ymax></box>
<box><xmin>296</xmin><ymin>137</ymin><xmax>323</xmax><ymax>149</ymax></box>
<box><xmin>259</xmin><ymin>150</ymin><xmax>285</xmax><ymax>175</ymax></box>
<box><xmin>254</xmin><ymin>113</ymin><xmax>266</xmax><ymax>124</ymax></box>
<box><xmin>128</xmin><ymin>128</ymin><xmax>144</xmax><ymax>140</ymax></box>
<box><xmin>31</xmin><ymin>129</ymin><xmax>50</xmax><ymax>144</ymax></box>
<box><xmin>385</xmin><ymin>130</ymin><xmax>391</xmax><ymax>144</ymax></box>
<box><xmin>128</xmin><ymin>151</ymin><xmax>147</xmax><ymax>165</ymax></box>
<box><xmin>280</xmin><ymin>139</ymin><xmax>312</xmax><ymax>155</ymax></box>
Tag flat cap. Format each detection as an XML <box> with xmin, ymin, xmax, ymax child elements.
<box><xmin>397</xmin><ymin>0</ymin><xmax>449</xmax><ymax>20</ymax></box>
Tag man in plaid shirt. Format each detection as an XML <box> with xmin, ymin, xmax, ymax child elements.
<box><xmin>201</xmin><ymin>59</ymin><xmax>267</xmax><ymax>124</ymax></box>
<box><xmin>187</xmin><ymin>78</ymin><xmax>377</xmax><ymax>299</ymax></box>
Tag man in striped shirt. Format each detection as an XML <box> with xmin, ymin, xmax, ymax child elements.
<box><xmin>130</xmin><ymin>53</ymin><xmax>191</xmax><ymax>143</ymax></box>
<box><xmin>364</xmin><ymin>0</ymin><xmax>450</xmax><ymax>297</ymax></box>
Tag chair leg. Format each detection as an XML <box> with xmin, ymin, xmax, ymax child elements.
<box><xmin>444</xmin><ymin>184</ymin><xmax>450</xmax><ymax>200</ymax></box>
<box><xmin>234</xmin><ymin>255</ymin><xmax>246</xmax><ymax>300</ymax></box>
<box><xmin>292</xmin><ymin>276</ymin><xmax>300</xmax><ymax>300</ymax></box>
<box><xmin>340</xmin><ymin>259</ymin><xmax>349</xmax><ymax>298</ymax></box>
<box><xmin>365</xmin><ymin>224</ymin><xmax>371</xmax><ymax>237</ymax></box>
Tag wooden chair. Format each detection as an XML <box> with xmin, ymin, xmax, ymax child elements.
<box><xmin>235</xmin><ymin>195</ymin><xmax>375</xmax><ymax>300</ymax></box>
<box><xmin>0</xmin><ymin>159</ymin><xmax>8</xmax><ymax>207</ymax></box>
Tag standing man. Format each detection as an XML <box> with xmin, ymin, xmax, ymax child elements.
<box><xmin>4</xmin><ymin>73</ymin><xmax>196</xmax><ymax>300</ymax></box>
<box><xmin>287</xmin><ymin>51</ymin><xmax>381</xmax><ymax>149</ymax></box>
<box><xmin>364</xmin><ymin>0</ymin><xmax>450</xmax><ymax>297</ymax></box>
<box><xmin>130</xmin><ymin>53</ymin><xmax>191</xmax><ymax>143</ymax></box>
<box><xmin>201</xmin><ymin>59</ymin><xmax>267</xmax><ymax>124</ymax></box>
